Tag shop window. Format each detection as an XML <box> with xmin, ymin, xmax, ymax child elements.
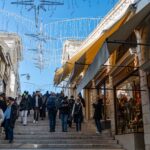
<box><xmin>115</xmin><ymin>76</ymin><xmax>143</xmax><ymax>134</ymax></box>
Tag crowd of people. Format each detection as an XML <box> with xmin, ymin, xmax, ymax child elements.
<box><xmin>0</xmin><ymin>90</ymin><xmax>103</xmax><ymax>144</ymax></box>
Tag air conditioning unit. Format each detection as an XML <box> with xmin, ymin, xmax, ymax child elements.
<box><xmin>129</xmin><ymin>48</ymin><xmax>137</xmax><ymax>55</ymax></box>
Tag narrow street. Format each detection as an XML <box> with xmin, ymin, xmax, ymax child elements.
<box><xmin>0</xmin><ymin>111</ymin><xmax>124</xmax><ymax>150</ymax></box>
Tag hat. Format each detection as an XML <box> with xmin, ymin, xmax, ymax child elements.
<box><xmin>8</xmin><ymin>97</ymin><xmax>15</xmax><ymax>101</ymax></box>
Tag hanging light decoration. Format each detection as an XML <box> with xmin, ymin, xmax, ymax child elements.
<box><xmin>11</xmin><ymin>0</ymin><xmax>64</xmax><ymax>27</ymax></box>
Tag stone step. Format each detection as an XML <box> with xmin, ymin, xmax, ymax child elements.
<box><xmin>1</xmin><ymin>148</ymin><xmax>124</xmax><ymax>150</ymax></box>
<box><xmin>9</xmin><ymin>135</ymin><xmax>114</xmax><ymax>139</ymax></box>
<box><xmin>0</xmin><ymin>143</ymin><xmax>123</xmax><ymax>149</ymax></box>
<box><xmin>13</xmin><ymin>131</ymin><xmax>111</xmax><ymax>136</ymax></box>
<box><xmin>0</xmin><ymin>139</ymin><xmax>117</xmax><ymax>144</ymax></box>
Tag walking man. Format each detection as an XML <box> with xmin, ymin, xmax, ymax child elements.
<box><xmin>47</xmin><ymin>92</ymin><xmax>57</xmax><ymax>132</ymax></box>
<box><xmin>93</xmin><ymin>96</ymin><xmax>103</xmax><ymax>133</ymax></box>
<box><xmin>20</xmin><ymin>93</ymin><xmax>30</xmax><ymax>126</ymax></box>
<box><xmin>32</xmin><ymin>91</ymin><xmax>42</xmax><ymax>123</ymax></box>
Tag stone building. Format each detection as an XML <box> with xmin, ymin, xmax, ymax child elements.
<box><xmin>0</xmin><ymin>32</ymin><xmax>22</xmax><ymax>98</ymax></box>
<box><xmin>56</xmin><ymin>40</ymin><xmax>82</xmax><ymax>97</ymax></box>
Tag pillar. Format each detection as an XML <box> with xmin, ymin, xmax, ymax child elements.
<box><xmin>135</xmin><ymin>30</ymin><xmax>150</xmax><ymax>150</ymax></box>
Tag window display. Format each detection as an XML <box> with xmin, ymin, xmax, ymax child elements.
<box><xmin>115</xmin><ymin>76</ymin><xmax>143</xmax><ymax>134</ymax></box>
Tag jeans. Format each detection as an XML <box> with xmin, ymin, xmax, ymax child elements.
<box><xmin>40</xmin><ymin>106</ymin><xmax>46</xmax><ymax>119</ymax></box>
<box><xmin>61</xmin><ymin>114</ymin><xmax>68</xmax><ymax>132</ymax></box>
<box><xmin>95</xmin><ymin>119</ymin><xmax>102</xmax><ymax>132</ymax></box>
<box><xmin>75</xmin><ymin>117</ymin><xmax>82</xmax><ymax>131</ymax></box>
<box><xmin>4</xmin><ymin>119</ymin><xmax>14</xmax><ymax>142</ymax></box>
<box><xmin>21</xmin><ymin>110</ymin><xmax>28</xmax><ymax>125</ymax></box>
<box><xmin>48</xmin><ymin>110</ymin><xmax>57</xmax><ymax>132</ymax></box>
<box><xmin>34</xmin><ymin>107</ymin><xmax>39</xmax><ymax>121</ymax></box>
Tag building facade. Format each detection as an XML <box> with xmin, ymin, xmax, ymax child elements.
<box><xmin>61</xmin><ymin>40</ymin><xmax>82</xmax><ymax>97</ymax></box>
<box><xmin>0</xmin><ymin>33</ymin><xmax>22</xmax><ymax>98</ymax></box>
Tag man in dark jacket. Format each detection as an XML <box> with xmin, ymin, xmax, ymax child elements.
<box><xmin>32</xmin><ymin>91</ymin><xmax>42</xmax><ymax>123</ymax></box>
<box><xmin>93</xmin><ymin>96</ymin><xmax>103</xmax><ymax>133</ymax></box>
<box><xmin>4</xmin><ymin>97</ymin><xmax>18</xmax><ymax>143</ymax></box>
<box><xmin>40</xmin><ymin>91</ymin><xmax>49</xmax><ymax>120</ymax></box>
<box><xmin>20</xmin><ymin>93</ymin><xmax>30</xmax><ymax>125</ymax></box>
<box><xmin>47</xmin><ymin>92</ymin><xmax>57</xmax><ymax>132</ymax></box>
<box><xmin>60</xmin><ymin>96</ymin><xmax>69</xmax><ymax>132</ymax></box>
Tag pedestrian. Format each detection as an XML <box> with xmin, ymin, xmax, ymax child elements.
<box><xmin>0</xmin><ymin>106</ymin><xmax>4</xmax><ymax>135</ymax></box>
<box><xmin>57</xmin><ymin>91</ymin><xmax>65</xmax><ymax>119</ymax></box>
<box><xmin>68</xmin><ymin>95</ymin><xmax>75</xmax><ymax>128</ymax></box>
<box><xmin>78</xmin><ymin>93</ymin><xmax>86</xmax><ymax>108</ymax></box>
<box><xmin>32</xmin><ymin>91</ymin><xmax>42</xmax><ymax>123</ymax></box>
<box><xmin>72</xmin><ymin>96</ymin><xmax>83</xmax><ymax>132</ymax></box>
<box><xmin>93</xmin><ymin>96</ymin><xmax>103</xmax><ymax>134</ymax></box>
<box><xmin>20</xmin><ymin>93</ymin><xmax>30</xmax><ymax>126</ymax></box>
<box><xmin>4</xmin><ymin>97</ymin><xmax>18</xmax><ymax>143</ymax></box>
<box><xmin>60</xmin><ymin>96</ymin><xmax>69</xmax><ymax>132</ymax></box>
<box><xmin>47</xmin><ymin>92</ymin><xmax>57</xmax><ymax>132</ymax></box>
<box><xmin>40</xmin><ymin>91</ymin><xmax>49</xmax><ymax>120</ymax></box>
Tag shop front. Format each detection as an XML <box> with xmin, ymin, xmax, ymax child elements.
<box><xmin>115</xmin><ymin>74</ymin><xmax>143</xmax><ymax>134</ymax></box>
<box><xmin>112</xmin><ymin>59</ymin><xmax>144</xmax><ymax>150</ymax></box>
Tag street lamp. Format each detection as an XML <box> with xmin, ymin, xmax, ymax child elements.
<box><xmin>20</xmin><ymin>73</ymin><xmax>30</xmax><ymax>80</ymax></box>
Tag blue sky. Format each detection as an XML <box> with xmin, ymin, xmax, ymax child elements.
<box><xmin>0</xmin><ymin>0</ymin><xmax>118</xmax><ymax>94</ymax></box>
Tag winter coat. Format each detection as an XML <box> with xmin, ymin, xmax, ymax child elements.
<box><xmin>32</xmin><ymin>95</ymin><xmax>42</xmax><ymax>109</ymax></box>
<box><xmin>20</xmin><ymin>97</ymin><xmax>30</xmax><ymax>111</ymax></box>
<box><xmin>93</xmin><ymin>100</ymin><xmax>103</xmax><ymax>120</ymax></box>
<box><xmin>60</xmin><ymin>99</ymin><xmax>69</xmax><ymax>114</ymax></box>
<box><xmin>6</xmin><ymin>103</ymin><xmax>18</xmax><ymax>128</ymax></box>
<box><xmin>72</xmin><ymin>102</ymin><xmax>83</xmax><ymax>123</ymax></box>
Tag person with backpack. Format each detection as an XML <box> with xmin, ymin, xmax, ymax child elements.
<box><xmin>72</xmin><ymin>96</ymin><xmax>83</xmax><ymax>132</ymax></box>
<box><xmin>47</xmin><ymin>92</ymin><xmax>57</xmax><ymax>132</ymax></box>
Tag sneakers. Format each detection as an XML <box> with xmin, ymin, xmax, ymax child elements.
<box><xmin>96</xmin><ymin>131</ymin><xmax>102</xmax><ymax>134</ymax></box>
<box><xmin>33</xmin><ymin>120</ymin><xmax>36</xmax><ymax>124</ymax></box>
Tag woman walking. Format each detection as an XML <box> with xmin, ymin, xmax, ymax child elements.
<box><xmin>72</xmin><ymin>97</ymin><xmax>83</xmax><ymax>132</ymax></box>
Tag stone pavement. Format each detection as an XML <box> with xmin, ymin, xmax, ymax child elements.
<box><xmin>0</xmin><ymin>110</ymin><xmax>124</xmax><ymax>150</ymax></box>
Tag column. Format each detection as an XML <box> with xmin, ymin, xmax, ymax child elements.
<box><xmin>108</xmin><ymin>76</ymin><xmax>116</xmax><ymax>136</ymax></box>
<box><xmin>135</xmin><ymin>30</ymin><xmax>150</xmax><ymax>150</ymax></box>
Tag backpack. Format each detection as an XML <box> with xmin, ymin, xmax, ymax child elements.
<box><xmin>47</xmin><ymin>96</ymin><xmax>56</xmax><ymax>110</ymax></box>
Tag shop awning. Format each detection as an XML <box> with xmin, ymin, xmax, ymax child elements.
<box><xmin>76</xmin><ymin>2</ymin><xmax>150</xmax><ymax>93</ymax></box>
<box><xmin>68</xmin><ymin>7</ymin><xmax>132</xmax><ymax>84</ymax></box>
<box><xmin>54</xmin><ymin>68</ymin><xmax>64</xmax><ymax>85</ymax></box>
<box><xmin>54</xmin><ymin>4</ymin><xmax>132</xmax><ymax>85</ymax></box>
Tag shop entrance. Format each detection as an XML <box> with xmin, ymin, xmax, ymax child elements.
<box><xmin>115</xmin><ymin>75</ymin><xmax>143</xmax><ymax>134</ymax></box>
